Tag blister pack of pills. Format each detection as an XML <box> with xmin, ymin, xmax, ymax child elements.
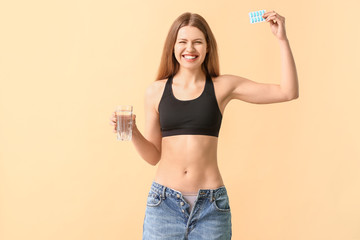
<box><xmin>249</xmin><ymin>10</ymin><xmax>266</xmax><ymax>24</ymax></box>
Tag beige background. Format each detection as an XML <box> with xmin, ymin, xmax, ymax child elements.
<box><xmin>1</xmin><ymin>0</ymin><xmax>359</xmax><ymax>239</ymax></box>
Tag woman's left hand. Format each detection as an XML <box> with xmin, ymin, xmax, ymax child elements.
<box><xmin>263</xmin><ymin>11</ymin><xmax>287</xmax><ymax>41</ymax></box>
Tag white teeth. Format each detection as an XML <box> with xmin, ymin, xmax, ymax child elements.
<box><xmin>184</xmin><ymin>55</ymin><xmax>197</xmax><ymax>59</ymax></box>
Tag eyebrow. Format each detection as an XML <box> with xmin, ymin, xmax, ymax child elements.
<box><xmin>177</xmin><ymin>38</ymin><xmax>204</xmax><ymax>41</ymax></box>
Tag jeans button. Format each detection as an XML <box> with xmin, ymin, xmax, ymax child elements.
<box><xmin>181</xmin><ymin>209</ymin><xmax>185</xmax><ymax>213</ymax></box>
<box><xmin>176</xmin><ymin>194</ymin><xmax>180</xmax><ymax>198</ymax></box>
<box><xmin>180</xmin><ymin>202</ymin><xmax>184</xmax><ymax>206</ymax></box>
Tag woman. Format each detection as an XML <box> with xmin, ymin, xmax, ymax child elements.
<box><xmin>110</xmin><ymin>11</ymin><xmax>298</xmax><ymax>240</ymax></box>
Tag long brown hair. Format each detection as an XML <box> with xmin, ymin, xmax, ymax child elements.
<box><xmin>156</xmin><ymin>12</ymin><xmax>220</xmax><ymax>81</ymax></box>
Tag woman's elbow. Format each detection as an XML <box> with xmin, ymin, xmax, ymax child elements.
<box><xmin>147</xmin><ymin>151</ymin><xmax>161</xmax><ymax>166</ymax></box>
<box><xmin>287</xmin><ymin>92</ymin><xmax>299</xmax><ymax>100</ymax></box>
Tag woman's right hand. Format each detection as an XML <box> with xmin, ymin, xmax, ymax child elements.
<box><xmin>109</xmin><ymin>111</ymin><xmax>136</xmax><ymax>133</ymax></box>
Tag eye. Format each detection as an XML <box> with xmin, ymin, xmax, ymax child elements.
<box><xmin>179</xmin><ymin>41</ymin><xmax>186</xmax><ymax>43</ymax></box>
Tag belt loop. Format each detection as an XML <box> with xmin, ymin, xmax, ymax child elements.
<box><xmin>162</xmin><ymin>186</ymin><xmax>166</xmax><ymax>199</ymax></box>
<box><xmin>210</xmin><ymin>190</ymin><xmax>214</xmax><ymax>202</ymax></box>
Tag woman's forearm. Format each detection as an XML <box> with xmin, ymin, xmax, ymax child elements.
<box><xmin>131</xmin><ymin>125</ymin><xmax>161</xmax><ymax>166</ymax></box>
<box><xmin>279</xmin><ymin>38</ymin><xmax>299</xmax><ymax>99</ymax></box>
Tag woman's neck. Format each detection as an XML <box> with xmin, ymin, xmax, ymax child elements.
<box><xmin>175</xmin><ymin>67</ymin><xmax>206</xmax><ymax>85</ymax></box>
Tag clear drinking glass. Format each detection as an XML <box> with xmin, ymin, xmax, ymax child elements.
<box><xmin>116</xmin><ymin>105</ymin><xmax>133</xmax><ymax>141</ymax></box>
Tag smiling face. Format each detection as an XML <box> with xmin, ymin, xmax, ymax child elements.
<box><xmin>173</xmin><ymin>26</ymin><xmax>208</xmax><ymax>71</ymax></box>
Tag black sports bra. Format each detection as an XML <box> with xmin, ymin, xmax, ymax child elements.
<box><xmin>158</xmin><ymin>73</ymin><xmax>223</xmax><ymax>138</ymax></box>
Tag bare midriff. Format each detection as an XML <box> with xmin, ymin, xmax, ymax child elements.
<box><xmin>154</xmin><ymin>134</ymin><xmax>224</xmax><ymax>193</ymax></box>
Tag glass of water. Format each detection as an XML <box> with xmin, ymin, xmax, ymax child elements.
<box><xmin>116</xmin><ymin>105</ymin><xmax>133</xmax><ymax>141</ymax></box>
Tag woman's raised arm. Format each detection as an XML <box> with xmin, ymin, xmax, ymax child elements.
<box><xmin>228</xmin><ymin>11</ymin><xmax>298</xmax><ymax>104</ymax></box>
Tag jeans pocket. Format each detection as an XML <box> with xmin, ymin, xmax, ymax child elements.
<box><xmin>146</xmin><ymin>192</ymin><xmax>162</xmax><ymax>207</ymax></box>
<box><xmin>212</xmin><ymin>193</ymin><xmax>231</xmax><ymax>212</ymax></box>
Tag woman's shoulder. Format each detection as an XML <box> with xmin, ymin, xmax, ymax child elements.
<box><xmin>145</xmin><ymin>78</ymin><xmax>168</xmax><ymax>102</ymax></box>
<box><xmin>148</xmin><ymin>78</ymin><xmax>167</xmax><ymax>93</ymax></box>
<box><xmin>211</xmin><ymin>74</ymin><xmax>241</xmax><ymax>89</ymax></box>
<box><xmin>211</xmin><ymin>74</ymin><xmax>248</xmax><ymax>102</ymax></box>
<box><xmin>145</xmin><ymin>79</ymin><xmax>169</xmax><ymax>114</ymax></box>
<box><xmin>212</xmin><ymin>74</ymin><xmax>242</xmax><ymax>83</ymax></box>
<box><xmin>212</xmin><ymin>74</ymin><xmax>249</xmax><ymax>90</ymax></box>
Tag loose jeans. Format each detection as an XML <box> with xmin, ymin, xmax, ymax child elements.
<box><xmin>142</xmin><ymin>181</ymin><xmax>232</xmax><ymax>240</ymax></box>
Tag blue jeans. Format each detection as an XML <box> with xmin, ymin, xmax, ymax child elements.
<box><xmin>142</xmin><ymin>181</ymin><xmax>232</xmax><ymax>240</ymax></box>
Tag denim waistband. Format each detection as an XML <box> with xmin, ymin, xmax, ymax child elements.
<box><xmin>150</xmin><ymin>181</ymin><xmax>227</xmax><ymax>200</ymax></box>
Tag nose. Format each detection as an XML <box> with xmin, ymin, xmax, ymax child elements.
<box><xmin>186</xmin><ymin>42</ymin><xmax>196</xmax><ymax>51</ymax></box>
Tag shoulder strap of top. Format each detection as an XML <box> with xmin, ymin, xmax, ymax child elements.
<box><xmin>203</xmin><ymin>73</ymin><xmax>213</xmax><ymax>95</ymax></box>
<box><xmin>162</xmin><ymin>75</ymin><xmax>173</xmax><ymax>97</ymax></box>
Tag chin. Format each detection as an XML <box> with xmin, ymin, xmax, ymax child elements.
<box><xmin>181</xmin><ymin>64</ymin><xmax>202</xmax><ymax>70</ymax></box>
